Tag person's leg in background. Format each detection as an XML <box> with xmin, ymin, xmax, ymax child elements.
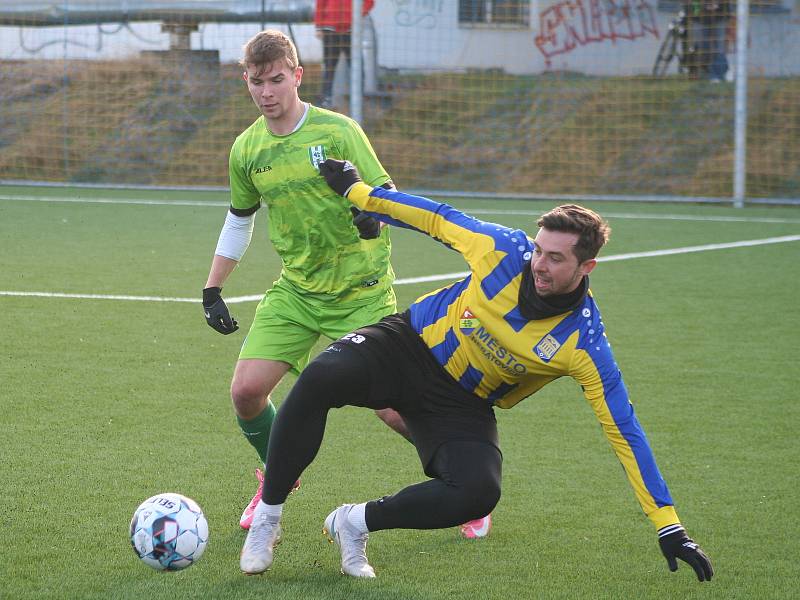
<box><xmin>320</xmin><ymin>28</ymin><xmax>340</xmax><ymax>107</ymax></box>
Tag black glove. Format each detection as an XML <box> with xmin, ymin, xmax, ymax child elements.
<box><xmin>319</xmin><ymin>159</ymin><xmax>362</xmax><ymax>197</ymax></box>
<box><xmin>350</xmin><ymin>207</ymin><xmax>381</xmax><ymax>239</ymax></box>
<box><xmin>202</xmin><ymin>287</ymin><xmax>239</xmax><ymax>335</ymax></box>
<box><xmin>658</xmin><ymin>524</ymin><xmax>713</xmax><ymax>582</ymax></box>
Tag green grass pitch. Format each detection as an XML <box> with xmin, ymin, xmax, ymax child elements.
<box><xmin>1</xmin><ymin>185</ymin><xmax>798</xmax><ymax>599</ymax></box>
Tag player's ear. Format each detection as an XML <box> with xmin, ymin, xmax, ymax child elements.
<box><xmin>294</xmin><ymin>65</ymin><xmax>303</xmax><ymax>86</ymax></box>
<box><xmin>579</xmin><ymin>258</ymin><xmax>597</xmax><ymax>277</ymax></box>
<box><xmin>242</xmin><ymin>71</ymin><xmax>248</xmax><ymax>82</ymax></box>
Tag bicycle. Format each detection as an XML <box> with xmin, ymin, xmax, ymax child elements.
<box><xmin>652</xmin><ymin>9</ymin><xmax>696</xmax><ymax>76</ymax></box>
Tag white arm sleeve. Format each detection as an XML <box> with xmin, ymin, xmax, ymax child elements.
<box><xmin>214</xmin><ymin>211</ymin><xmax>255</xmax><ymax>261</ymax></box>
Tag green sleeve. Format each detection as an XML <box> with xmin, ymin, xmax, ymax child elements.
<box><xmin>228</xmin><ymin>137</ymin><xmax>262</xmax><ymax>212</ymax></box>
<box><xmin>337</xmin><ymin>119</ymin><xmax>391</xmax><ymax>188</ymax></box>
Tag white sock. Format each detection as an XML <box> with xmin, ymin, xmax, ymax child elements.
<box><xmin>255</xmin><ymin>500</ymin><xmax>283</xmax><ymax>523</ymax></box>
<box><xmin>347</xmin><ymin>502</ymin><xmax>369</xmax><ymax>534</ymax></box>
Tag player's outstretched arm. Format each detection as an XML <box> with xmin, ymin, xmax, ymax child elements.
<box><xmin>319</xmin><ymin>158</ymin><xmax>362</xmax><ymax>197</ymax></box>
<box><xmin>657</xmin><ymin>524</ymin><xmax>713</xmax><ymax>581</ymax></box>
<box><xmin>319</xmin><ymin>159</ymin><xmax>382</xmax><ymax>239</ymax></box>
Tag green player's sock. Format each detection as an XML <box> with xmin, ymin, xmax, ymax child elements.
<box><xmin>237</xmin><ymin>402</ymin><xmax>276</xmax><ymax>465</ymax></box>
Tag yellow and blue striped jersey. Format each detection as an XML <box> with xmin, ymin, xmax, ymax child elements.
<box><xmin>347</xmin><ymin>182</ymin><xmax>679</xmax><ymax>529</ymax></box>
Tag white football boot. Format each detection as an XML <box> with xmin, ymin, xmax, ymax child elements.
<box><xmin>323</xmin><ymin>504</ymin><xmax>376</xmax><ymax>578</ymax></box>
<box><xmin>240</xmin><ymin>511</ymin><xmax>282</xmax><ymax>575</ymax></box>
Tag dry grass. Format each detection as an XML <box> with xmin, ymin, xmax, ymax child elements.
<box><xmin>0</xmin><ymin>58</ymin><xmax>797</xmax><ymax>197</ymax></box>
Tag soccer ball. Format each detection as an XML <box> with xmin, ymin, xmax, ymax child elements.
<box><xmin>130</xmin><ymin>492</ymin><xmax>209</xmax><ymax>571</ymax></box>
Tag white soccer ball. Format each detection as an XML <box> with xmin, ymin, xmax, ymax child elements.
<box><xmin>130</xmin><ymin>492</ymin><xmax>209</xmax><ymax>571</ymax></box>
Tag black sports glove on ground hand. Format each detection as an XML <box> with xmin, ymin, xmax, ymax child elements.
<box><xmin>319</xmin><ymin>159</ymin><xmax>362</xmax><ymax>197</ymax></box>
<box><xmin>658</xmin><ymin>524</ymin><xmax>714</xmax><ymax>582</ymax></box>
<box><xmin>202</xmin><ymin>286</ymin><xmax>239</xmax><ymax>335</ymax></box>
<box><xmin>350</xmin><ymin>207</ymin><xmax>381</xmax><ymax>239</ymax></box>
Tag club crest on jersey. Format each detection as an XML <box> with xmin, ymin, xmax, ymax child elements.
<box><xmin>459</xmin><ymin>308</ymin><xmax>480</xmax><ymax>335</ymax></box>
<box><xmin>534</xmin><ymin>334</ymin><xmax>561</xmax><ymax>362</ymax></box>
<box><xmin>308</xmin><ymin>145</ymin><xmax>327</xmax><ymax>170</ymax></box>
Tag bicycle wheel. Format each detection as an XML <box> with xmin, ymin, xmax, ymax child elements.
<box><xmin>652</xmin><ymin>29</ymin><xmax>678</xmax><ymax>76</ymax></box>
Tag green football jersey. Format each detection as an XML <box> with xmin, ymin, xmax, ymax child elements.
<box><xmin>229</xmin><ymin>105</ymin><xmax>394</xmax><ymax>302</ymax></box>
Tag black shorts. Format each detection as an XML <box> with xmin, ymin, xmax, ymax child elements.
<box><xmin>326</xmin><ymin>312</ymin><xmax>500</xmax><ymax>473</ymax></box>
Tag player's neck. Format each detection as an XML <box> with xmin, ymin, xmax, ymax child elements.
<box><xmin>519</xmin><ymin>269</ymin><xmax>588</xmax><ymax>320</ymax></box>
<box><xmin>266</xmin><ymin>98</ymin><xmax>307</xmax><ymax>136</ymax></box>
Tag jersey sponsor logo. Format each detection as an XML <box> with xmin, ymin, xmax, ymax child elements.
<box><xmin>470</xmin><ymin>326</ymin><xmax>527</xmax><ymax>375</ymax></box>
<box><xmin>255</xmin><ymin>165</ymin><xmax>272</xmax><ymax>174</ymax></box>
<box><xmin>361</xmin><ymin>278</ymin><xmax>379</xmax><ymax>288</ymax></box>
<box><xmin>308</xmin><ymin>145</ymin><xmax>327</xmax><ymax>170</ymax></box>
<box><xmin>459</xmin><ymin>308</ymin><xmax>480</xmax><ymax>335</ymax></box>
<box><xmin>534</xmin><ymin>334</ymin><xmax>561</xmax><ymax>362</ymax></box>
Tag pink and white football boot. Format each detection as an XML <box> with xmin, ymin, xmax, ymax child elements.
<box><xmin>459</xmin><ymin>514</ymin><xmax>492</xmax><ymax>539</ymax></box>
<box><xmin>239</xmin><ymin>468</ymin><xmax>301</xmax><ymax>530</ymax></box>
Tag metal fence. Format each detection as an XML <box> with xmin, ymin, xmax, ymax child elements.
<box><xmin>1</xmin><ymin>0</ymin><xmax>798</xmax><ymax>204</ymax></box>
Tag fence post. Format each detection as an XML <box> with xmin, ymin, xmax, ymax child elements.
<box><xmin>350</xmin><ymin>0</ymin><xmax>364</xmax><ymax>123</ymax></box>
<box><xmin>733</xmin><ymin>0</ymin><xmax>749</xmax><ymax>208</ymax></box>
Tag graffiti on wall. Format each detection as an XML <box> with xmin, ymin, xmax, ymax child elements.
<box><xmin>390</xmin><ymin>0</ymin><xmax>445</xmax><ymax>29</ymax></box>
<box><xmin>535</xmin><ymin>0</ymin><xmax>659</xmax><ymax>66</ymax></box>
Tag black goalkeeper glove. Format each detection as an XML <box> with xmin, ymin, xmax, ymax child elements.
<box><xmin>658</xmin><ymin>524</ymin><xmax>713</xmax><ymax>582</ymax></box>
<box><xmin>350</xmin><ymin>207</ymin><xmax>381</xmax><ymax>239</ymax></box>
<box><xmin>202</xmin><ymin>287</ymin><xmax>239</xmax><ymax>335</ymax></box>
<box><xmin>319</xmin><ymin>158</ymin><xmax>362</xmax><ymax>197</ymax></box>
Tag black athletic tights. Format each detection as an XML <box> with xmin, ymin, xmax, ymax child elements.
<box><xmin>261</xmin><ymin>344</ymin><xmax>502</xmax><ymax>531</ymax></box>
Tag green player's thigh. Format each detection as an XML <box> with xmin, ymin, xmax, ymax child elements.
<box><xmin>239</xmin><ymin>283</ymin><xmax>396</xmax><ymax>373</ymax></box>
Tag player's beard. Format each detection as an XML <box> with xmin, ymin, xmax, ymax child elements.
<box><xmin>534</xmin><ymin>265</ymin><xmax>584</xmax><ymax>297</ymax></box>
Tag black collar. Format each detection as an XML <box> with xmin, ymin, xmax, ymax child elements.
<box><xmin>518</xmin><ymin>265</ymin><xmax>588</xmax><ymax>320</ymax></box>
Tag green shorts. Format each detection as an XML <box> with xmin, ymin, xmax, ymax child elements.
<box><xmin>239</xmin><ymin>279</ymin><xmax>397</xmax><ymax>374</ymax></box>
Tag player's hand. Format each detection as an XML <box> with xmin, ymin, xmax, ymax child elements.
<box><xmin>351</xmin><ymin>207</ymin><xmax>381</xmax><ymax>239</ymax></box>
<box><xmin>658</xmin><ymin>525</ymin><xmax>713</xmax><ymax>582</ymax></box>
<box><xmin>202</xmin><ymin>287</ymin><xmax>239</xmax><ymax>335</ymax></box>
<box><xmin>319</xmin><ymin>159</ymin><xmax>362</xmax><ymax>197</ymax></box>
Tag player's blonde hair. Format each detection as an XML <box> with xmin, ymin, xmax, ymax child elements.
<box><xmin>240</xmin><ymin>29</ymin><xmax>299</xmax><ymax>70</ymax></box>
<box><xmin>538</xmin><ymin>204</ymin><xmax>611</xmax><ymax>263</ymax></box>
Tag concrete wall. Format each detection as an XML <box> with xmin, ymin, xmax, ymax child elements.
<box><xmin>0</xmin><ymin>0</ymin><xmax>797</xmax><ymax>76</ymax></box>
<box><xmin>371</xmin><ymin>0</ymin><xmax>800</xmax><ymax>76</ymax></box>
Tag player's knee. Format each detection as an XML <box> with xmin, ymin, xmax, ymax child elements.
<box><xmin>461</xmin><ymin>472</ymin><xmax>501</xmax><ymax>518</ymax></box>
<box><xmin>230</xmin><ymin>379</ymin><xmax>271</xmax><ymax>418</ymax></box>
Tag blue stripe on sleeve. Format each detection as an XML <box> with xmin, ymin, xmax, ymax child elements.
<box><xmin>370</xmin><ymin>188</ymin><xmax>520</xmax><ymax>239</ymax></box>
<box><xmin>362</xmin><ymin>211</ymin><xmax>424</xmax><ymax>232</ymax></box>
<box><xmin>584</xmin><ymin>333</ymin><xmax>674</xmax><ymax>508</ymax></box>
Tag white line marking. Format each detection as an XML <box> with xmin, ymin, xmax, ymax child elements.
<box><xmin>0</xmin><ymin>291</ymin><xmax>198</xmax><ymax>302</ymax></box>
<box><xmin>468</xmin><ymin>208</ymin><xmax>800</xmax><ymax>224</ymax></box>
<box><xmin>2</xmin><ymin>235</ymin><xmax>798</xmax><ymax>304</ymax></box>
<box><xmin>0</xmin><ymin>194</ymin><xmax>228</xmax><ymax>207</ymax></box>
<box><xmin>2</xmin><ymin>193</ymin><xmax>799</xmax><ymax>224</ymax></box>
<box><xmin>597</xmin><ymin>235</ymin><xmax>800</xmax><ymax>262</ymax></box>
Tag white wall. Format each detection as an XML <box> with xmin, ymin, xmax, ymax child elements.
<box><xmin>0</xmin><ymin>21</ymin><xmax>321</xmax><ymax>62</ymax></box>
<box><xmin>1</xmin><ymin>0</ymin><xmax>797</xmax><ymax>76</ymax></box>
<box><xmin>371</xmin><ymin>0</ymin><xmax>800</xmax><ymax>76</ymax></box>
